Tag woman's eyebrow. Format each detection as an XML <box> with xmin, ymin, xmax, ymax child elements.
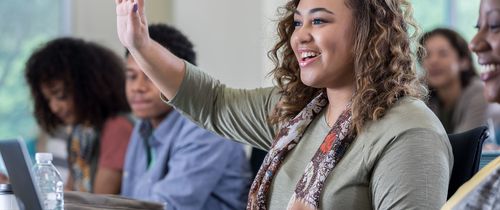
<box><xmin>293</xmin><ymin>7</ymin><xmax>335</xmax><ymax>16</ymax></box>
<box><xmin>486</xmin><ymin>8</ymin><xmax>500</xmax><ymax>16</ymax></box>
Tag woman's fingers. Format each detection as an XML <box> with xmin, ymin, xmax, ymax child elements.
<box><xmin>137</xmin><ymin>0</ymin><xmax>145</xmax><ymax>15</ymax></box>
<box><xmin>137</xmin><ymin>0</ymin><xmax>147</xmax><ymax>25</ymax></box>
<box><xmin>115</xmin><ymin>0</ymin><xmax>148</xmax><ymax>49</ymax></box>
<box><xmin>128</xmin><ymin>3</ymin><xmax>142</xmax><ymax>30</ymax></box>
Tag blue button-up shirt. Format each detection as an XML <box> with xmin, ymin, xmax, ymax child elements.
<box><xmin>121</xmin><ymin>110</ymin><xmax>251</xmax><ymax>210</ymax></box>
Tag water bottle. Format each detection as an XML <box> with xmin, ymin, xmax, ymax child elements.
<box><xmin>32</xmin><ymin>153</ymin><xmax>64</xmax><ymax>210</ymax></box>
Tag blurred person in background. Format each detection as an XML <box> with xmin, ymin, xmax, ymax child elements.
<box><xmin>121</xmin><ymin>24</ymin><xmax>250</xmax><ymax>210</ymax></box>
<box><xmin>419</xmin><ymin>28</ymin><xmax>489</xmax><ymax>134</ymax></box>
<box><xmin>419</xmin><ymin>28</ymin><xmax>500</xmax><ymax>151</ymax></box>
<box><xmin>24</xmin><ymin>38</ymin><xmax>133</xmax><ymax>194</ymax></box>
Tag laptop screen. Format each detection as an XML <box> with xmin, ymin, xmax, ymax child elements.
<box><xmin>0</xmin><ymin>139</ymin><xmax>43</xmax><ymax>210</ymax></box>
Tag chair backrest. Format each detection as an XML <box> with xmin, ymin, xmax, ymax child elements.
<box><xmin>249</xmin><ymin>147</ymin><xmax>267</xmax><ymax>179</ymax></box>
<box><xmin>447</xmin><ymin>126</ymin><xmax>489</xmax><ymax>198</ymax></box>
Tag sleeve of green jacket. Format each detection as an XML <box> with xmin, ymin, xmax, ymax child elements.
<box><xmin>166</xmin><ymin>61</ymin><xmax>279</xmax><ymax>150</ymax></box>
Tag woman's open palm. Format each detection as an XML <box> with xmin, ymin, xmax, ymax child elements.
<box><xmin>115</xmin><ymin>0</ymin><xmax>149</xmax><ymax>50</ymax></box>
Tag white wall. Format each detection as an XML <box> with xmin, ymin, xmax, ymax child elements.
<box><xmin>71</xmin><ymin>0</ymin><xmax>289</xmax><ymax>88</ymax></box>
<box><xmin>70</xmin><ymin>0</ymin><xmax>171</xmax><ymax>55</ymax></box>
<box><xmin>171</xmin><ymin>0</ymin><xmax>263</xmax><ymax>88</ymax></box>
<box><xmin>171</xmin><ymin>0</ymin><xmax>288</xmax><ymax>88</ymax></box>
<box><xmin>261</xmin><ymin>0</ymin><xmax>289</xmax><ymax>86</ymax></box>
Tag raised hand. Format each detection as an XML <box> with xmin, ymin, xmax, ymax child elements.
<box><xmin>115</xmin><ymin>0</ymin><xmax>149</xmax><ymax>51</ymax></box>
<box><xmin>115</xmin><ymin>0</ymin><xmax>185</xmax><ymax>100</ymax></box>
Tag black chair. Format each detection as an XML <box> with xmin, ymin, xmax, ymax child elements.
<box><xmin>447</xmin><ymin>126</ymin><xmax>489</xmax><ymax>198</ymax></box>
<box><xmin>250</xmin><ymin>148</ymin><xmax>268</xmax><ymax>179</ymax></box>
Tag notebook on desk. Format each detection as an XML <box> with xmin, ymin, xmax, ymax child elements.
<box><xmin>0</xmin><ymin>138</ymin><xmax>43</xmax><ymax>210</ymax></box>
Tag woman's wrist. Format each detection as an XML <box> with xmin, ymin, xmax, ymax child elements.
<box><xmin>129</xmin><ymin>37</ymin><xmax>153</xmax><ymax>55</ymax></box>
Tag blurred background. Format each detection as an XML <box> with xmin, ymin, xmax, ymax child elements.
<box><xmin>0</xmin><ymin>0</ymin><xmax>484</xmax><ymax>140</ymax></box>
<box><xmin>2</xmin><ymin>0</ymin><xmax>499</xmax><ymax>165</ymax></box>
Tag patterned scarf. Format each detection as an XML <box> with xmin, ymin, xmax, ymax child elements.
<box><xmin>67</xmin><ymin>124</ymin><xmax>99</xmax><ymax>192</ymax></box>
<box><xmin>247</xmin><ymin>91</ymin><xmax>355</xmax><ymax>210</ymax></box>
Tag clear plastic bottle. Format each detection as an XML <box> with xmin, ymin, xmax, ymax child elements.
<box><xmin>32</xmin><ymin>153</ymin><xmax>64</xmax><ymax>210</ymax></box>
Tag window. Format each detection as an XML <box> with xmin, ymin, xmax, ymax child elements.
<box><xmin>0</xmin><ymin>1</ymin><xmax>67</xmax><ymax>140</ymax></box>
<box><xmin>412</xmin><ymin>0</ymin><xmax>481</xmax><ymax>42</ymax></box>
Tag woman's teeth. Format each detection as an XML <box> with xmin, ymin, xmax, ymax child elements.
<box><xmin>480</xmin><ymin>64</ymin><xmax>500</xmax><ymax>74</ymax></box>
<box><xmin>301</xmin><ymin>52</ymin><xmax>320</xmax><ymax>61</ymax></box>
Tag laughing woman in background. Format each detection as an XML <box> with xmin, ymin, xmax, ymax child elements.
<box><xmin>442</xmin><ymin>0</ymin><xmax>500</xmax><ymax>208</ymax></box>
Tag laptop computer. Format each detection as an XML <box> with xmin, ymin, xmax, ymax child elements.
<box><xmin>0</xmin><ymin>138</ymin><xmax>43</xmax><ymax>210</ymax></box>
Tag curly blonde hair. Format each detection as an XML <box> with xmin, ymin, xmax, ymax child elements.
<box><xmin>269</xmin><ymin>0</ymin><xmax>427</xmax><ymax>134</ymax></box>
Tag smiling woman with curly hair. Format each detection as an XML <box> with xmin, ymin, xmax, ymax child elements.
<box><xmin>114</xmin><ymin>0</ymin><xmax>452</xmax><ymax>209</ymax></box>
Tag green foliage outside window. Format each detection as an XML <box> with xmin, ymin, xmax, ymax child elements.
<box><xmin>0</xmin><ymin>1</ymin><xmax>61</xmax><ymax>139</ymax></box>
<box><xmin>412</xmin><ymin>0</ymin><xmax>480</xmax><ymax>42</ymax></box>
